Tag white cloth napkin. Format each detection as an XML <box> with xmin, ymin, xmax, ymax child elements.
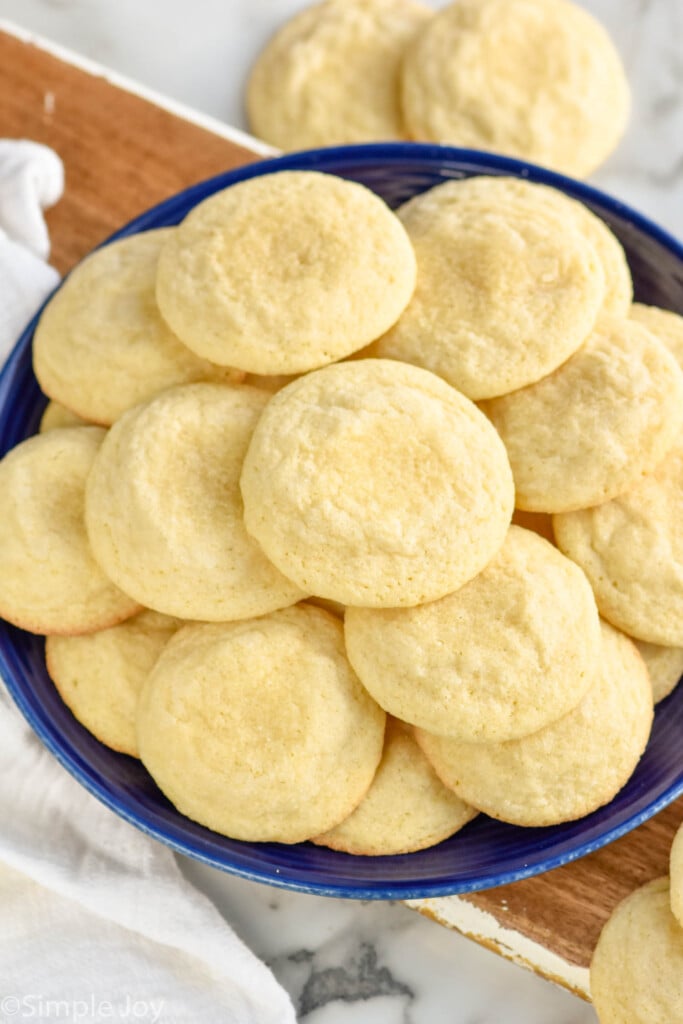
<box><xmin>0</xmin><ymin>140</ymin><xmax>297</xmax><ymax>1024</ymax></box>
<box><xmin>0</xmin><ymin>141</ymin><xmax>61</xmax><ymax>357</ymax></box>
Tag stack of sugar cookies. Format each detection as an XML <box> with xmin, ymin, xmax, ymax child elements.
<box><xmin>0</xmin><ymin>165</ymin><xmax>681</xmax><ymax>864</ymax></box>
<box><xmin>246</xmin><ymin>0</ymin><xmax>630</xmax><ymax>178</ymax></box>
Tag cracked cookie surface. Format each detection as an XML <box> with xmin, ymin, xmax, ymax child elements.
<box><xmin>240</xmin><ymin>359</ymin><xmax>514</xmax><ymax>607</ymax></box>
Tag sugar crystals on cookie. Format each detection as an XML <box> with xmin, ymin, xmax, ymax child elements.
<box><xmin>155</xmin><ymin>170</ymin><xmax>417</xmax><ymax>374</ymax></box>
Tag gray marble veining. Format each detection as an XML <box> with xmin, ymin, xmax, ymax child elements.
<box><xmin>283</xmin><ymin>943</ymin><xmax>413</xmax><ymax>1016</ymax></box>
<box><xmin>181</xmin><ymin>861</ymin><xmax>598</xmax><ymax>1023</ymax></box>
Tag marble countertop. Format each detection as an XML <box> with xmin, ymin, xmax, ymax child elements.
<box><xmin>0</xmin><ymin>1</ymin><xmax>681</xmax><ymax>1021</ymax></box>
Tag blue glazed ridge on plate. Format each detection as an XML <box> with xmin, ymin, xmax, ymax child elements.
<box><xmin>1</xmin><ymin>143</ymin><xmax>682</xmax><ymax>899</ymax></box>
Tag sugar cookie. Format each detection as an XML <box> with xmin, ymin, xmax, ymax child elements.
<box><xmin>425</xmin><ymin>176</ymin><xmax>631</xmax><ymax>316</ymax></box>
<box><xmin>345</xmin><ymin>526</ymin><xmax>600</xmax><ymax>742</ymax></box>
<box><xmin>554</xmin><ymin>438</ymin><xmax>683</xmax><ymax>645</ymax></box>
<box><xmin>590</xmin><ymin>878</ymin><xmax>683</xmax><ymax>1024</ymax></box>
<box><xmin>634</xmin><ymin>640</ymin><xmax>683</xmax><ymax>704</ymax></box>
<box><xmin>247</xmin><ymin>0</ymin><xmax>431</xmax><ymax>149</ymax></box>
<box><xmin>401</xmin><ymin>0</ymin><xmax>630</xmax><ymax>177</ymax></box>
<box><xmin>538</xmin><ymin>190</ymin><xmax>632</xmax><ymax>318</ymax></box>
<box><xmin>415</xmin><ymin>621</ymin><xmax>653</xmax><ymax>826</ymax></box>
<box><xmin>137</xmin><ymin>605</ymin><xmax>386</xmax><ymax>843</ymax></box>
<box><xmin>630</xmin><ymin>303</ymin><xmax>683</xmax><ymax>368</ymax></box>
<box><xmin>671</xmin><ymin>824</ymin><xmax>683</xmax><ymax>928</ymax></box>
<box><xmin>240</xmin><ymin>360</ymin><xmax>514</xmax><ymax>607</ymax></box>
<box><xmin>484</xmin><ymin>316</ymin><xmax>683</xmax><ymax>512</ymax></box>
<box><xmin>86</xmin><ymin>383</ymin><xmax>305</xmax><ymax>621</ymax></box>
<box><xmin>314</xmin><ymin>718</ymin><xmax>477</xmax><ymax>855</ymax></box>
<box><xmin>33</xmin><ymin>230</ymin><xmax>243</xmax><ymax>426</ymax></box>
<box><xmin>47</xmin><ymin>610</ymin><xmax>180</xmax><ymax>756</ymax></box>
<box><xmin>39</xmin><ymin>401</ymin><xmax>89</xmax><ymax>433</ymax></box>
<box><xmin>373</xmin><ymin>176</ymin><xmax>605</xmax><ymax>399</ymax></box>
<box><xmin>156</xmin><ymin>172</ymin><xmax>416</xmax><ymax>374</ymax></box>
<box><xmin>0</xmin><ymin>427</ymin><xmax>140</xmax><ymax>635</ymax></box>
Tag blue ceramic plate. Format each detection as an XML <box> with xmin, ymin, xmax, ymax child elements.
<box><xmin>2</xmin><ymin>144</ymin><xmax>683</xmax><ymax>900</ymax></box>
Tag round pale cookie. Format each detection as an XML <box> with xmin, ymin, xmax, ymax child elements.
<box><xmin>372</xmin><ymin>177</ymin><xmax>605</xmax><ymax>399</ymax></box>
<box><xmin>85</xmin><ymin>383</ymin><xmax>305</xmax><ymax>621</ymax></box>
<box><xmin>32</xmin><ymin>230</ymin><xmax>243</xmax><ymax>426</ymax></box>
<box><xmin>634</xmin><ymin>640</ymin><xmax>683</xmax><ymax>704</ymax></box>
<box><xmin>401</xmin><ymin>0</ymin><xmax>630</xmax><ymax>177</ymax></box>
<box><xmin>0</xmin><ymin>427</ymin><xmax>140</xmax><ymax>635</ymax></box>
<box><xmin>246</xmin><ymin>0</ymin><xmax>431</xmax><ymax>150</ymax></box>
<box><xmin>240</xmin><ymin>360</ymin><xmax>514</xmax><ymax>607</ymax></box>
<box><xmin>418</xmin><ymin>176</ymin><xmax>631</xmax><ymax>317</ymax></box>
<box><xmin>415</xmin><ymin>621</ymin><xmax>653</xmax><ymax>826</ymax></box>
<box><xmin>590</xmin><ymin>878</ymin><xmax>683</xmax><ymax>1024</ymax></box>
<box><xmin>46</xmin><ymin>610</ymin><xmax>180</xmax><ymax>757</ymax></box>
<box><xmin>554</xmin><ymin>438</ymin><xmax>683</xmax><ymax>646</ymax></box>
<box><xmin>630</xmin><ymin>303</ymin><xmax>683</xmax><ymax>368</ymax></box>
<box><xmin>345</xmin><ymin>526</ymin><xmax>600</xmax><ymax>742</ymax></box>
<box><xmin>39</xmin><ymin>401</ymin><xmax>89</xmax><ymax>433</ymax></box>
<box><xmin>137</xmin><ymin>605</ymin><xmax>386</xmax><ymax>843</ymax></box>
<box><xmin>533</xmin><ymin>190</ymin><xmax>631</xmax><ymax>318</ymax></box>
<box><xmin>313</xmin><ymin>718</ymin><xmax>477</xmax><ymax>856</ymax></box>
<box><xmin>155</xmin><ymin>171</ymin><xmax>416</xmax><ymax>375</ymax></box>
<box><xmin>671</xmin><ymin>824</ymin><xmax>683</xmax><ymax>927</ymax></box>
<box><xmin>483</xmin><ymin>316</ymin><xmax>683</xmax><ymax>512</ymax></box>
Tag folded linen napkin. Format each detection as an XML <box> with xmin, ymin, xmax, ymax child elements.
<box><xmin>0</xmin><ymin>140</ymin><xmax>60</xmax><ymax>358</ymax></box>
<box><xmin>0</xmin><ymin>139</ymin><xmax>296</xmax><ymax>1024</ymax></box>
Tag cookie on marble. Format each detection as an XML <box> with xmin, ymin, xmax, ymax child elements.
<box><xmin>155</xmin><ymin>172</ymin><xmax>416</xmax><ymax>374</ymax></box>
<box><xmin>590</xmin><ymin>878</ymin><xmax>683</xmax><ymax>1024</ymax></box>
<box><xmin>415</xmin><ymin>621</ymin><xmax>653</xmax><ymax>826</ymax></box>
<box><xmin>137</xmin><ymin>605</ymin><xmax>386</xmax><ymax>843</ymax></box>
<box><xmin>401</xmin><ymin>0</ymin><xmax>630</xmax><ymax>177</ymax></box>
<box><xmin>630</xmin><ymin>303</ymin><xmax>683</xmax><ymax>368</ymax></box>
<box><xmin>33</xmin><ymin>230</ymin><xmax>243</xmax><ymax>426</ymax></box>
<box><xmin>240</xmin><ymin>359</ymin><xmax>514</xmax><ymax>607</ymax></box>
<box><xmin>634</xmin><ymin>640</ymin><xmax>683</xmax><ymax>704</ymax></box>
<box><xmin>554</xmin><ymin>438</ymin><xmax>683</xmax><ymax>646</ymax></box>
<box><xmin>39</xmin><ymin>401</ymin><xmax>89</xmax><ymax>433</ymax></box>
<box><xmin>373</xmin><ymin>176</ymin><xmax>606</xmax><ymax>399</ymax></box>
<box><xmin>313</xmin><ymin>718</ymin><xmax>477</xmax><ymax>855</ymax></box>
<box><xmin>85</xmin><ymin>383</ymin><xmax>305</xmax><ymax>621</ymax></box>
<box><xmin>483</xmin><ymin>316</ymin><xmax>683</xmax><ymax>512</ymax></box>
<box><xmin>246</xmin><ymin>0</ymin><xmax>431</xmax><ymax>149</ymax></box>
<box><xmin>46</xmin><ymin>609</ymin><xmax>180</xmax><ymax>757</ymax></box>
<box><xmin>345</xmin><ymin>526</ymin><xmax>601</xmax><ymax>743</ymax></box>
<box><xmin>0</xmin><ymin>427</ymin><xmax>140</xmax><ymax>635</ymax></box>
<box><xmin>671</xmin><ymin>824</ymin><xmax>683</xmax><ymax>928</ymax></box>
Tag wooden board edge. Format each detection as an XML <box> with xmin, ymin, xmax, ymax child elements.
<box><xmin>405</xmin><ymin>897</ymin><xmax>591</xmax><ymax>1002</ymax></box>
<box><xmin>0</xmin><ymin>17</ymin><xmax>273</xmax><ymax>160</ymax></box>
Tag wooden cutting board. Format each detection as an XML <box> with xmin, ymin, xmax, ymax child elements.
<box><xmin>1</xmin><ymin>22</ymin><xmax>681</xmax><ymax>1002</ymax></box>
